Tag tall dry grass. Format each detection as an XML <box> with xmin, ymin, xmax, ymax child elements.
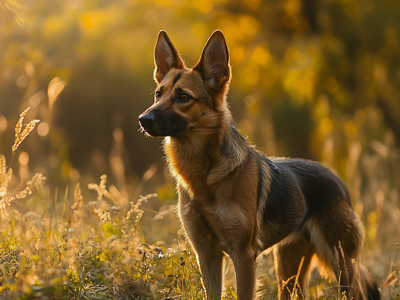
<box><xmin>0</xmin><ymin>109</ymin><xmax>205</xmax><ymax>299</ymax></box>
<box><xmin>0</xmin><ymin>109</ymin><xmax>399</xmax><ymax>299</ymax></box>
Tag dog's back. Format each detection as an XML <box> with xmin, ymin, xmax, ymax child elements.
<box><xmin>273</xmin><ymin>157</ymin><xmax>351</xmax><ymax>211</ymax></box>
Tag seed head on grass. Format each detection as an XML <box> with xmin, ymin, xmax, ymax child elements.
<box><xmin>0</xmin><ymin>154</ymin><xmax>46</xmax><ymax>220</ymax></box>
<box><xmin>12</xmin><ymin>107</ymin><xmax>40</xmax><ymax>155</ymax></box>
<box><xmin>71</xmin><ymin>182</ymin><xmax>85</xmax><ymax>222</ymax></box>
<box><xmin>0</xmin><ymin>155</ymin><xmax>14</xmax><ymax>220</ymax></box>
<box><xmin>125</xmin><ymin>193</ymin><xmax>157</xmax><ymax>220</ymax></box>
<box><xmin>71</xmin><ymin>183</ymin><xmax>83</xmax><ymax>210</ymax></box>
<box><xmin>15</xmin><ymin>173</ymin><xmax>46</xmax><ymax>200</ymax></box>
<box><xmin>88</xmin><ymin>174</ymin><xmax>108</xmax><ymax>202</ymax></box>
<box><xmin>14</xmin><ymin>107</ymin><xmax>29</xmax><ymax>142</ymax></box>
<box><xmin>0</xmin><ymin>155</ymin><xmax>12</xmax><ymax>197</ymax></box>
<box><xmin>88</xmin><ymin>175</ymin><xmax>112</xmax><ymax>223</ymax></box>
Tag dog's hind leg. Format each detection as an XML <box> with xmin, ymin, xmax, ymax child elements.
<box><xmin>274</xmin><ymin>235</ymin><xmax>315</xmax><ymax>300</ymax></box>
<box><xmin>308</xmin><ymin>209</ymin><xmax>380</xmax><ymax>300</ymax></box>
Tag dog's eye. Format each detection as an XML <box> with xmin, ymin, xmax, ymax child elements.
<box><xmin>155</xmin><ymin>91</ymin><xmax>161</xmax><ymax>99</ymax></box>
<box><xmin>180</xmin><ymin>93</ymin><xmax>190</xmax><ymax>102</ymax></box>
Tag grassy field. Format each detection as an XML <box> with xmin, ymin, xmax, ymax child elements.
<box><xmin>0</xmin><ymin>109</ymin><xmax>399</xmax><ymax>300</ymax></box>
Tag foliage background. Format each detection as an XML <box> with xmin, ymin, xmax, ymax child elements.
<box><xmin>0</xmin><ymin>0</ymin><xmax>400</xmax><ymax>298</ymax></box>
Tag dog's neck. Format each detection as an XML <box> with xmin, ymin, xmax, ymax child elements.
<box><xmin>163</xmin><ymin>109</ymin><xmax>250</xmax><ymax>197</ymax></box>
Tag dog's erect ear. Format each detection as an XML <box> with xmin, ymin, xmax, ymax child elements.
<box><xmin>194</xmin><ymin>30</ymin><xmax>231</xmax><ymax>90</ymax></box>
<box><xmin>154</xmin><ymin>30</ymin><xmax>185</xmax><ymax>83</ymax></box>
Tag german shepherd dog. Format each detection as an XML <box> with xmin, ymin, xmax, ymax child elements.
<box><xmin>139</xmin><ymin>30</ymin><xmax>380</xmax><ymax>300</ymax></box>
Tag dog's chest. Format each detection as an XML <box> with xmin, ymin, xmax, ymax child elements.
<box><xmin>180</xmin><ymin>191</ymin><xmax>254</xmax><ymax>252</ymax></box>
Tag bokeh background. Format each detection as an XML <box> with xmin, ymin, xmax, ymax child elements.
<box><xmin>1</xmin><ymin>0</ymin><xmax>400</xmax><ymax>289</ymax></box>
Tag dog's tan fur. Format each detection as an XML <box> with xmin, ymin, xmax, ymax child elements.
<box><xmin>139</xmin><ymin>30</ymin><xmax>380</xmax><ymax>300</ymax></box>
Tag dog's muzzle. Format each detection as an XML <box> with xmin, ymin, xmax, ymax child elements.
<box><xmin>139</xmin><ymin>113</ymin><xmax>154</xmax><ymax>131</ymax></box>
<box><xmin>139</xmin><ymin>109</ymin><xmax>187</xmax><ymax>137</ymax></box>
<box><xmin>139</xmin><ymin>111</ymin><xmax>159</xmax><ymax>136</ymax></box>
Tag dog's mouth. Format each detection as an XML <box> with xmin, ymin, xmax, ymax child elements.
<box><xmin>138</xmin><ymin>123</ymin><xmax>160</xmax><ymax>137</ymax></box>
<box><xmin>139</xmin><ymin>124</ymin><xmax>185</xmax><ymax>137</ymax></box>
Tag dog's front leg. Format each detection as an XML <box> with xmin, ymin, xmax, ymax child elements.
<box><xmin>231</xmin><ymin>249</ymin><xmax>257</xmax><ymax>300</ymax></box>
<box><xmin>179</xmin><ymin>198</ymin><xmax>224</xmax><ymax>298</ymax></box>
<box><xmin>182</xmin><ymin>216</ymin><xmax>224</xmax><ymax>299</ymax></box>
<box><xmin>195</xmin><ymin>242</ymin><xmax>224</xmax><ymax>299</ymax></box>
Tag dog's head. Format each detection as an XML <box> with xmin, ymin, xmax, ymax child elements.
<box><xmin>139</xmin><ymin>30</ymin><xmax>231</xmax><ymax>137</ymax></box>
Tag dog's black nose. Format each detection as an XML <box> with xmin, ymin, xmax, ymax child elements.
<box><xmin>139</xmin><ymin>113</ymin><xmax>155</xmax><ymax>130</ymax></box>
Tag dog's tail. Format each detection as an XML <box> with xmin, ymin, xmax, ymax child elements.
<box><xmin>358</xmin><ymin>264</ymin><xmax>380</xmax><ymax>300</ymax></box>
